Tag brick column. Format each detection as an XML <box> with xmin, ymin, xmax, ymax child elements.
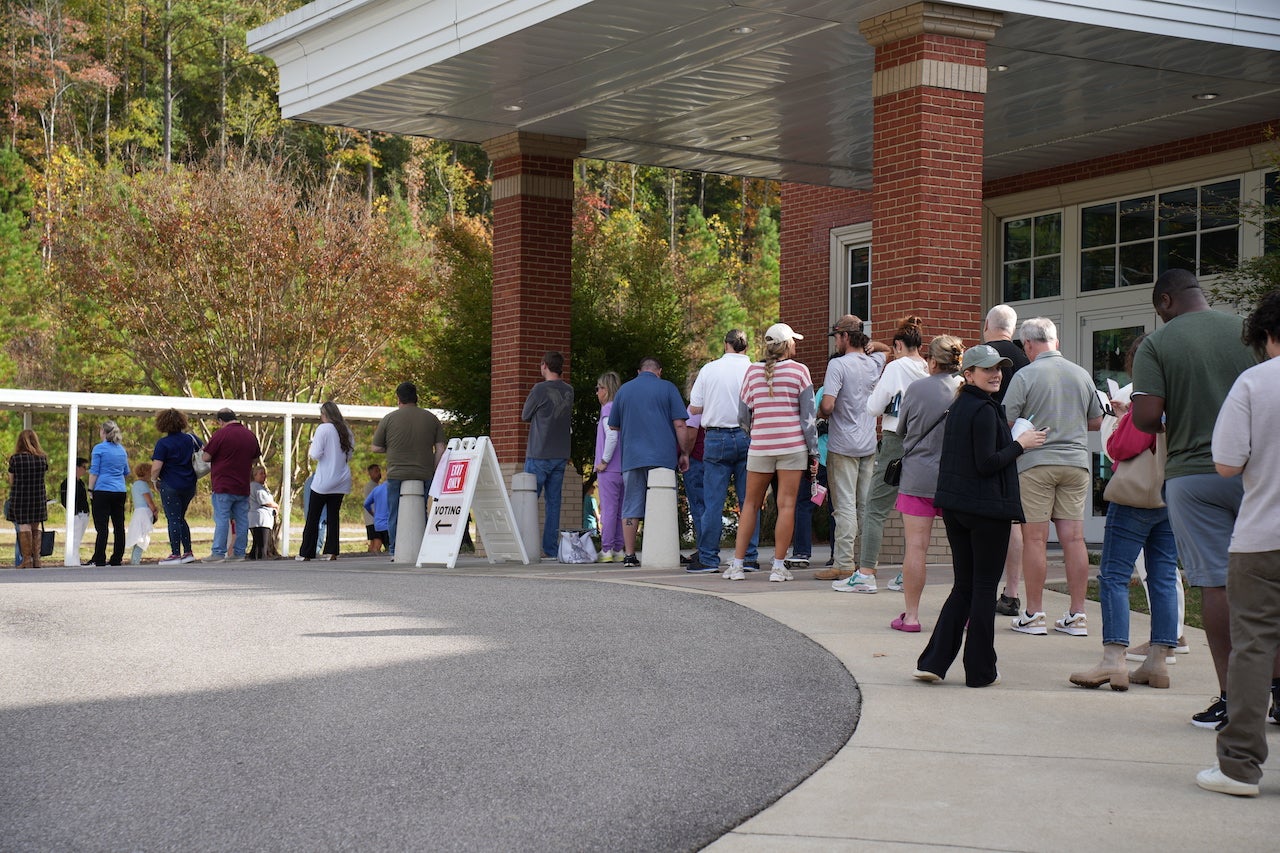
<box><xmin>480</xmin><ymin>132</ymin><xmax>583</xmax><ymax>469</ymax></box>
<box><xmin>860</xmin><ymin>2</ymin><xmax>1002</xmax><ymax>343</ymax></box>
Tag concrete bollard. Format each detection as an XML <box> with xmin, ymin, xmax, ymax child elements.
<box><xmin>641</xmin><ymin>467</ymin><xmax>680</xmax><ymax>569</ymax></box>
<box><xmin>394</xmin><ymin>479</ymin><xmax>426</xmax><ymax>564</ymax></box>
<box><xmin>511</xmin><ymin>472</ymin><xmax>540</xmax><ymax>562</ymax></box>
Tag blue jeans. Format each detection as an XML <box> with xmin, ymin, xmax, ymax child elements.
<box><xmin>158</xmin><ymin>483</ymin><xmax>196</xmax><ymax>556</ymax></box>
<box><xmin>525</xmin><ymin>458</ymin><xmax>567</xmax><ymax>557</ymax></box>
<box><xmin>1098</xmin><ymin>502</ymin><xmax>1179</xmax><ymax>648</ymax></box>
<box><xmin>793</xmin><ymin>471</ymin><xmax>814</xmax><ymax>559</ymax></box>
<box><xmin>387</xmin><ymin>479</ymin><xmax>402</xmax><ymax>555</ymax></box>
<box><xmin>684</xmin><ymin>456</ymin><xmax>705</xmax><ymax>543</ymax></box>
<box><xmin>698</xmin><ymin>428</ymin><xmax>758</xmax><ymax>567</ymax></box>
<box><xmin>211</xmin><ymin>492</ymin><xmax>250</xmax><ymax>558</ymax></box>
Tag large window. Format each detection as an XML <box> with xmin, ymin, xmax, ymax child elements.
<box><xmin>1001</xmin><ymin>212</ymin><xmax>1061</xmax><ymax>302</ymax></box>
<box><xmin>1080</xmin><ymin>179</ymin><xmax>1240</xmax><ymax>292</ymax></box>
<box><xmin>830</xmin><ymin>223</ymin><xmax>872</xmax><ymax>329</ymax></box>
<box><xmin>847</xmin><ymin>243</ymin><xmax>870</xmax><ymax>321</ymax></box>
<box><xmin>1266</xmin><ymin>171</ymin><xmax>1279</xmax><ymax>255</ymax></box>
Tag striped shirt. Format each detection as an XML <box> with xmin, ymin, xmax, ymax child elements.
<box><xmin>740</xmin><ymin>359</ymin><xmax>815</xmax><ymax>456</ymax></box>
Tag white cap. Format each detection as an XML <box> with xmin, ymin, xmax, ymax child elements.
<box><xmin>764</xmin><ymin>323</ymin><xmax>803</xmax><ymax>344</ymax></box>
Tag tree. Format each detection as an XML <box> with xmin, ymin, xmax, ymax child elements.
<box><xmin>0</xmin><ymin>146</ymin><xmax>44</xmax><ymax>384</ymax></box>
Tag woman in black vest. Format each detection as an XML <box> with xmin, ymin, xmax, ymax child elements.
<box><xmin>914</xmin><ymin>345</ymin><xmax>1046</xmax><ymax>687</ymax></box>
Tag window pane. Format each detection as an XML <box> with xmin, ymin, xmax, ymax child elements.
<box><xmin>1159</xmin><ymin>188</ymin><xmax>1197</xmax><ymax>236</ymax></box>
<box><xmin>1118</xmin><ymin>196</ymin><xmax>1154</xmax><ymax>242</ymax></box>
<box><xmin>1080</xmin><ymin>247</ymin><xmax>1115</xmax><ymax>292</ymax></box>
<box><xmin>1035</xmin><ymin>213</ymin><xmax>1062</xmax><ymax>255</ymax></box>
<box><xmin>1033</xmin><ymin>256</ymin><xmax>1061</xmax><ymax>298</ymax></box>
<box><xmin>1200</xmin><ymin>180</ymin><xmax>1240</xmax><ymax>230</ymax></box>
<box><xmin>849</xmin><ymin>284</ymin><xmax>870</xmax><ymax>321</ymax></box>
<box><xmin>1004</xmin><ymin>218</ymin><xmax>1031</xmax><ymax>261</ymax></box>
<box><xmin>1118</xmin><ymin>242</ymin><xmax>1154</xmax><ymax>287</ymax></box>
<box><xmin>1081</xmin><ymin>203</ymin><xmax>1115</xmax><ymax>249</ymax></box>
<box><xmin>1158</xmin><ymin>235</ymin><xmax>1196</xmax><ymax>275</ymax></box>
<box><xmin>849</xmin><ymin>246</ymin><xmax>870</xmax><ymax>285</ymax></box>
<box><xmin>1003</xmin><ymin>262</ymin><xmax>1031</xmax><ymax>302</ymax></box>
<box><xmin>1266</xmin><ymin>171</ymin><xmax>1278</xmax><ymax>208</ymax></box>
<box><xmin>1199</xmin><ymin>229</ymin><xmax>1238</xmax><ymax>275</ymax></box>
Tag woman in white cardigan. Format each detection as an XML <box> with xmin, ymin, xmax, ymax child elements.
<box><xmin>297</xmin><ymin>401</ymin><xmax>355</xmax><ymax>561</ymax></box>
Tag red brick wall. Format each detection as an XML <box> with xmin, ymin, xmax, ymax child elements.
<box><xmin>488</xmin><ymin>154</ymin><xmax>575</xmax><ymax>464</ymax></box>
<box><xmin>779</xmin><ymin>183</ymin><xmax>872</xmax><ymax>384</ymax></box>
<box><xmin>984</xmin><ymin>119</ymin><xmax>1279</xmax><ymax>199</ymax></box>
<box><xmin>870</xmin><ymin>32</ymin><xmax>987</xmax><ymax>351</ymax></box>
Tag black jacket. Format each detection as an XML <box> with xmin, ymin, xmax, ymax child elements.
<box><xmin>933</xmin><ymin>384</ymin><xmax>1025</xmax><ymax>522</ymax></box>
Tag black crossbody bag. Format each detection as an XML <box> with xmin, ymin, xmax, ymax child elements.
<box><xmin>883</xmin><ymin>409</ymin><xmax>949</xmax><ymax>486</ymax></box>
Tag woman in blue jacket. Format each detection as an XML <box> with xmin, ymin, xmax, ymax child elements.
<box><xmin>913</xmin><ymin>345</ymin><xmax>1045</xmax><ymax>687</ymax></box>
<box><xmin>88</xmin><ymin>420</ymin><xmax>131</xmax><ymax>566</ymax></box>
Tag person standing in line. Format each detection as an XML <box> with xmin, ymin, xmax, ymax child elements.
<box><xmin>125</xmin><ymin>462</ymin><xmax>159</xmax><ymax>564</ymax></box>
<box><xmin>202</xmin><ymin>408</ymin><xmax>261</xmax><ymax>563</ymax></box>
<box><xmin>854</xmin><ymin>315</ymin><xmax>929</xmax><ymax>591</ymax></box>
<box><xmin>521</xmin><ymin>351</ymin><xmax>574</xmax><ymax>559</ymax></box>
<box><xmin>59</xmin><ymin>457</ymin><xmax>90</xmax><ymax>566</ymax></box>
<box><xmin>88</xmin><ymin>420</ymin><xmax>130</xmax><ymax>567</ymax></box>
<box><xmin>297</xmin><ymin>401</ymin><xmax>355</xmax><ymax>561</ymax></box>
<box><xmin>150</xmin><ymin>408</ymin><xmax>203</xmax><ymax>565</ymax></box>
<box><xmin>1002</xmin><ymin>318</ymin><xmax>1103</xmax><ymax>637</ymax></box>
<box><xmin>607</xmin><ymin>356</ymin><xmax>691</xmax><ymax>568</ymax></box>
<box><xmin>593</xmin><ymin>371</ymin><xmax>625</xmax><ymax>562</ymax></box>
<box><xmin>914</xmin><ymin>346</ymin><xmax>1046</xmax><ymax>687</ymax></box>
<box><xmin>583</xmin><ymin>475</ymin><xmax>602</xmax><ymax>537</ymax></box>
<box><xmin>362</xmin><ymin>478</ymin><xmax>390</xmax><ymax>554</ymax></box>
<box><xmin>824</xmin><ymin>314</ymin><xmax>892</xmax><ymax>592</ymax></box>
<box><xmin>1198</xmin><ymin>290</ymin><xmax>1280</xmax><ymax>797</ymax></box>
<box><xmin>1131</xmin><ymin>269</ymin><xmax>1263</xmax><ymax>731</ymax></box>
<box><xmin>983</xmin><ymin>305</ymin><xmax>1032</xmax><ymax>616</ymax></box>
<box><xmin>7</xmin><ymin>429</ymin><xmax>49</xmax><ymax>569</ymax></box>
<box><xmin>891</xmin><ymin>335</ymin><xmax>964</xmax><ymax>632</ymax></box>
<box><xmin>371</xmin><ymin>382</ymin><xmax>447</xmax><ymax>558</ymax></box>
<box><xmin>363</xmin><ymin>464</ymin><xmax>384</xmax><ymax>553</ymax></box>
<box><xmin>686</xmin><ymin>329</ymin><xmax>758</xmax><ymax>574</ymax></box>
<box><xmin>248</xmin><ymin>465</ymin><xmax>280</xmax><ymax>560</ymax></box>
<box><xmin>723</xmin><ymin>323</ymin><xmax>819</xmax><ymax>583</ymax></box>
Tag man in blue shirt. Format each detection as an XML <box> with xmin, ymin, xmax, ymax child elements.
<box><xmin>607</xmin><ymin>356</ymin><xmax>690</xmax><ymax>567</ymax></box>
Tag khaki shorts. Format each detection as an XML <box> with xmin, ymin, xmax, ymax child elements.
<box><xmin>746</xmin><ymin>449</ymin><xmax>809</xmax><ymax>473</ymax></box>
<box><xmin>1019</xmin><ymin>465</ymin><xmax>1090</xmax><ymax>523</ymax></box>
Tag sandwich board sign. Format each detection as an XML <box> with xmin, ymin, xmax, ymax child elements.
<box><xmin>416</xmin><ymin>436</ymin><xmax>529</xmax><ymax>568</ymax></box>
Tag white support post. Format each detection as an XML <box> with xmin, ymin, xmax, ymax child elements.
<box><xmin>641</xmin><ymin>468</ymin><xmax>680</xmax><ymax>569</ymax></box>
<box><xmin>281</xmin><ymin>412</ymin><xmax>293</xmax><ymax>557</ymax></box>
<box><xmin>64</xmin><ymin>404</ymin><xmax>79</xmax><ymax>566</ymax></box>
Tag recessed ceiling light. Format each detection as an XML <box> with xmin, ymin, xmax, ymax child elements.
<box><xmin>502</xmin><ymin>104</ymin><xmax>523</xmax><ymax>112</ymax></box>
<box><xmin>1192</xmin><ymin>92</ymin><xmax>1219</xmax><ymax>100</ymax></box>
<box><xmin>731</xmin><ymin>135</ymin><xmax>752</xmax><ymax>142</ymax></box>
<box><xmin>993</xmin><ymin>64</ymin><xmax>1009</xmax><ymax>72</ymax></box>
<box><xmin>730</xmin><ymin>25</ymin><xmax>755</xmax><ymax>35</ymax></box>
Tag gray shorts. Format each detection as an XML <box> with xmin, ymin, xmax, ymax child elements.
<box><xmin>1164</xmin><ymin>472</ymin><xmax>1243</xmax><ymax>588</ymax></box>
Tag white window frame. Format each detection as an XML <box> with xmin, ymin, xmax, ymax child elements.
<box><xmin>829</xmin><ymin>223</ymin><xmax>873</xmax><ymax>338</ymax></box>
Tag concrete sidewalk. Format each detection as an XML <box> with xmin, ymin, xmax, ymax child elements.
<box><xmin>454</xmin><ymin>553</ymin><xmax>1279</xmax><ymax>851</ymax></box>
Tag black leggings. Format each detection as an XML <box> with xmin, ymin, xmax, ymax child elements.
<box><xmin>917</xmin><ymin>510</ymin><xmax>1011</xmax><ymax>687</ymax></box>
<box><xmin>91</xmin><ymin>490</ymin><xmax>127</xmax><ymax>566</ymax></box>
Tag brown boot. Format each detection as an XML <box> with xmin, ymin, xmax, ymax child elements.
<box><xmin>18</xmin><ymin>529</ymin><xmax>35</xmax><ymax>569</ymax></box>
<box><xmin>1069</xmin><ymin>643</ymin><xmax>1129</xmax><ymax>691</ymax></box>
<box><xmin>1130</xmin><ymin>644</ymin><xmax>1172</xmax><ymax>688</ymax></box>
<box><xmin>31</xmin><ymin>529</ymin><xmax>42</xmax><ymax>568</ymax></box>
<box><xmin>814</xmin><ymin>567</ymin><xmax>854</xmax><ymax>581</ymax></box>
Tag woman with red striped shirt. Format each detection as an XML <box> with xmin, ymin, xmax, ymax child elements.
<box><xmin>725</xmin><ymin>323</ymin><xmax>820</xmax><ymax>583</ymax></box>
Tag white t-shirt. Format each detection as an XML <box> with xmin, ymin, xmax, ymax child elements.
<box><xmin>1212</xmin><ymin>356</ymin><xmax>1280</xmax><ymax>553</ymax></box>
<box><xmin>690</xmin><ymin>352</ymin><xmax>751</xmax><ymax>428</ymax></box>
<box><xmin>309</xmin><ymin>422</ymin><xmax>354</xmax><ymax>495</ymax></box>
<box><xmin>866</xmin><ymin>355</ymin><xmax>928</xmax><ymax>433</ymax></box>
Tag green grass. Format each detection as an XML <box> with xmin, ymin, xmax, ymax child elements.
<box><xmin>1046</xmin><ymin>577</ymin><xmax>1203</xmax><ymax>630</ymax></box>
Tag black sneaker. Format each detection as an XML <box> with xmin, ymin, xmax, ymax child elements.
<box><xmin>685</xmin><ymin>559</ymin><xmax>718</xmax><ymax>574</ymax></box>
<box><xmin>621</xmin><ymin>554</ymin><xmax>641</xmax><ymax>568</ymax></box>
<box><xmin>995</xmin><ymin>594</ymin><xmax>1021</xmax><ymax>617</ymax></box>
<box><xmin>743</xmin><ymin>560</ymin><xmax>761</xmax><ymax>572</ymax></box>
<box><xmin>679</xmin><ymin>553</ymin><xmax>692</xmax><ymax>565</ymax></box>
<box><xmin>1192</xmin><ymin>696</ymin><xmax>1227</xmax><ymax>729</ymax></box>
<box><xmin>1270</xmin><ymin>691</ymin><xmax>1280</xmax><ymax>726</ymax></box>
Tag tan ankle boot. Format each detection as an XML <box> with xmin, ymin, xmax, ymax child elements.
<box><xmin>1070</xmin><ymin>643</ymin><xmax>1129</xmax><ymax>691</ymax></box>
<box><xmin>1130</xmin><ymin>644</ymin><xmax>1172</xmax><ymax>688</ymax></box>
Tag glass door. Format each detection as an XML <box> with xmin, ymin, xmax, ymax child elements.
<box><xmin>1077</xmin><ymin>308</ymin><xmax>1158</xmax><ymax>543</ymax></box>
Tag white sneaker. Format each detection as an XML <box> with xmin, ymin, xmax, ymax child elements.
<box><xmin>1126</xmin><ymin>642</ymin><xmax>1177</xmax><ymax>664</ymax></box>
<box><xmin>769</xmin><ymin>562</ymin><xmax>793</xmax><ymax>582</ymax></box>
<box><xmin>159</xmin><ymin>554</ymin><xmax>183</xmax><ymax>566</ymax></box>
<box><xmin>887</xmin><ymin>572</ymin><xmax>904</xmax><ymax>592</ymax></box>
<box><xmin>832</xmin><ymin>571</ymin><xmax>877</xmax><ymax>593</ymax></box>
<box><xmin>1196</xmin><ymin>765</ymin><xmax>1259</xmax><ymax>797</ymax></box>
<box><xmin>598</xmin><ymin>550</ymin><xmax>613</xmax><ymax>563</ymax></box>
<box><xmin>1054</xmin><ymin>611</ymin><xmax>1088</xmax><ymax>636</ymax></box>
<box><xmin>1011</xmin><ymin>611</ymin><xmax>1047</xmax><ymax>635</ymax></box>
<box><xmin>724</xmin><ymin>565</ymin><xmax>745</xmax><ymax>581</ymax></box>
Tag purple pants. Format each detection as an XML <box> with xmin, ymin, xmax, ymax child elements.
<box><xmin>598</xmin><ymin>469</ymin><xmax>624</xmax><ymax>552</ymax></box>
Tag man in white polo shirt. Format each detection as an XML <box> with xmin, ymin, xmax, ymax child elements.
<box><xmin>686</xmin><ymin>329</ymin><xmax>758</xmax><ymax>573</ymax></box>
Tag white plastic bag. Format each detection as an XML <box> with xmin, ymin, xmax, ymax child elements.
<box><xmin>557</xmin><ymin>530</ymin><xmax>598</xmax><ymax>564</ymax></box>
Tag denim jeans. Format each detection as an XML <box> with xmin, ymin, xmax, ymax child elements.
<box><xmin>684</xmin><ymin>456</ymin><xmax>705</xmax><ymax>543</ymax></box>
<box><xmin>387</xmin><ymin>479</ymin><xmax>402</xmax><ymax>555</ymax></box>
<box><xmin>1097</xmin><ymin>502</ymin><xmax>1179</xmax><ymax>647</ymax></box>
<box><xmin>698</xmin><ymin>428</ymin><xmax>757</xmax><ymax>567</ymax></box>
<box><xmin>211</xmin><ymin>492</ymin><xmax>250</xmax><ymax>558</ymax></box>
<box><xmin>793</xmin><ymin>470</ymin><xmax>814</xmax><ymax>559</ymax></box>
<box><xmin>158</xmin><ymin>483</ymin><xmax>197</xmax><ymax>556</ymax></box>
<box><xmin>525</xmin><ymin>458</ymin><xmax>567</xmax><ymax>558</ymax></box>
